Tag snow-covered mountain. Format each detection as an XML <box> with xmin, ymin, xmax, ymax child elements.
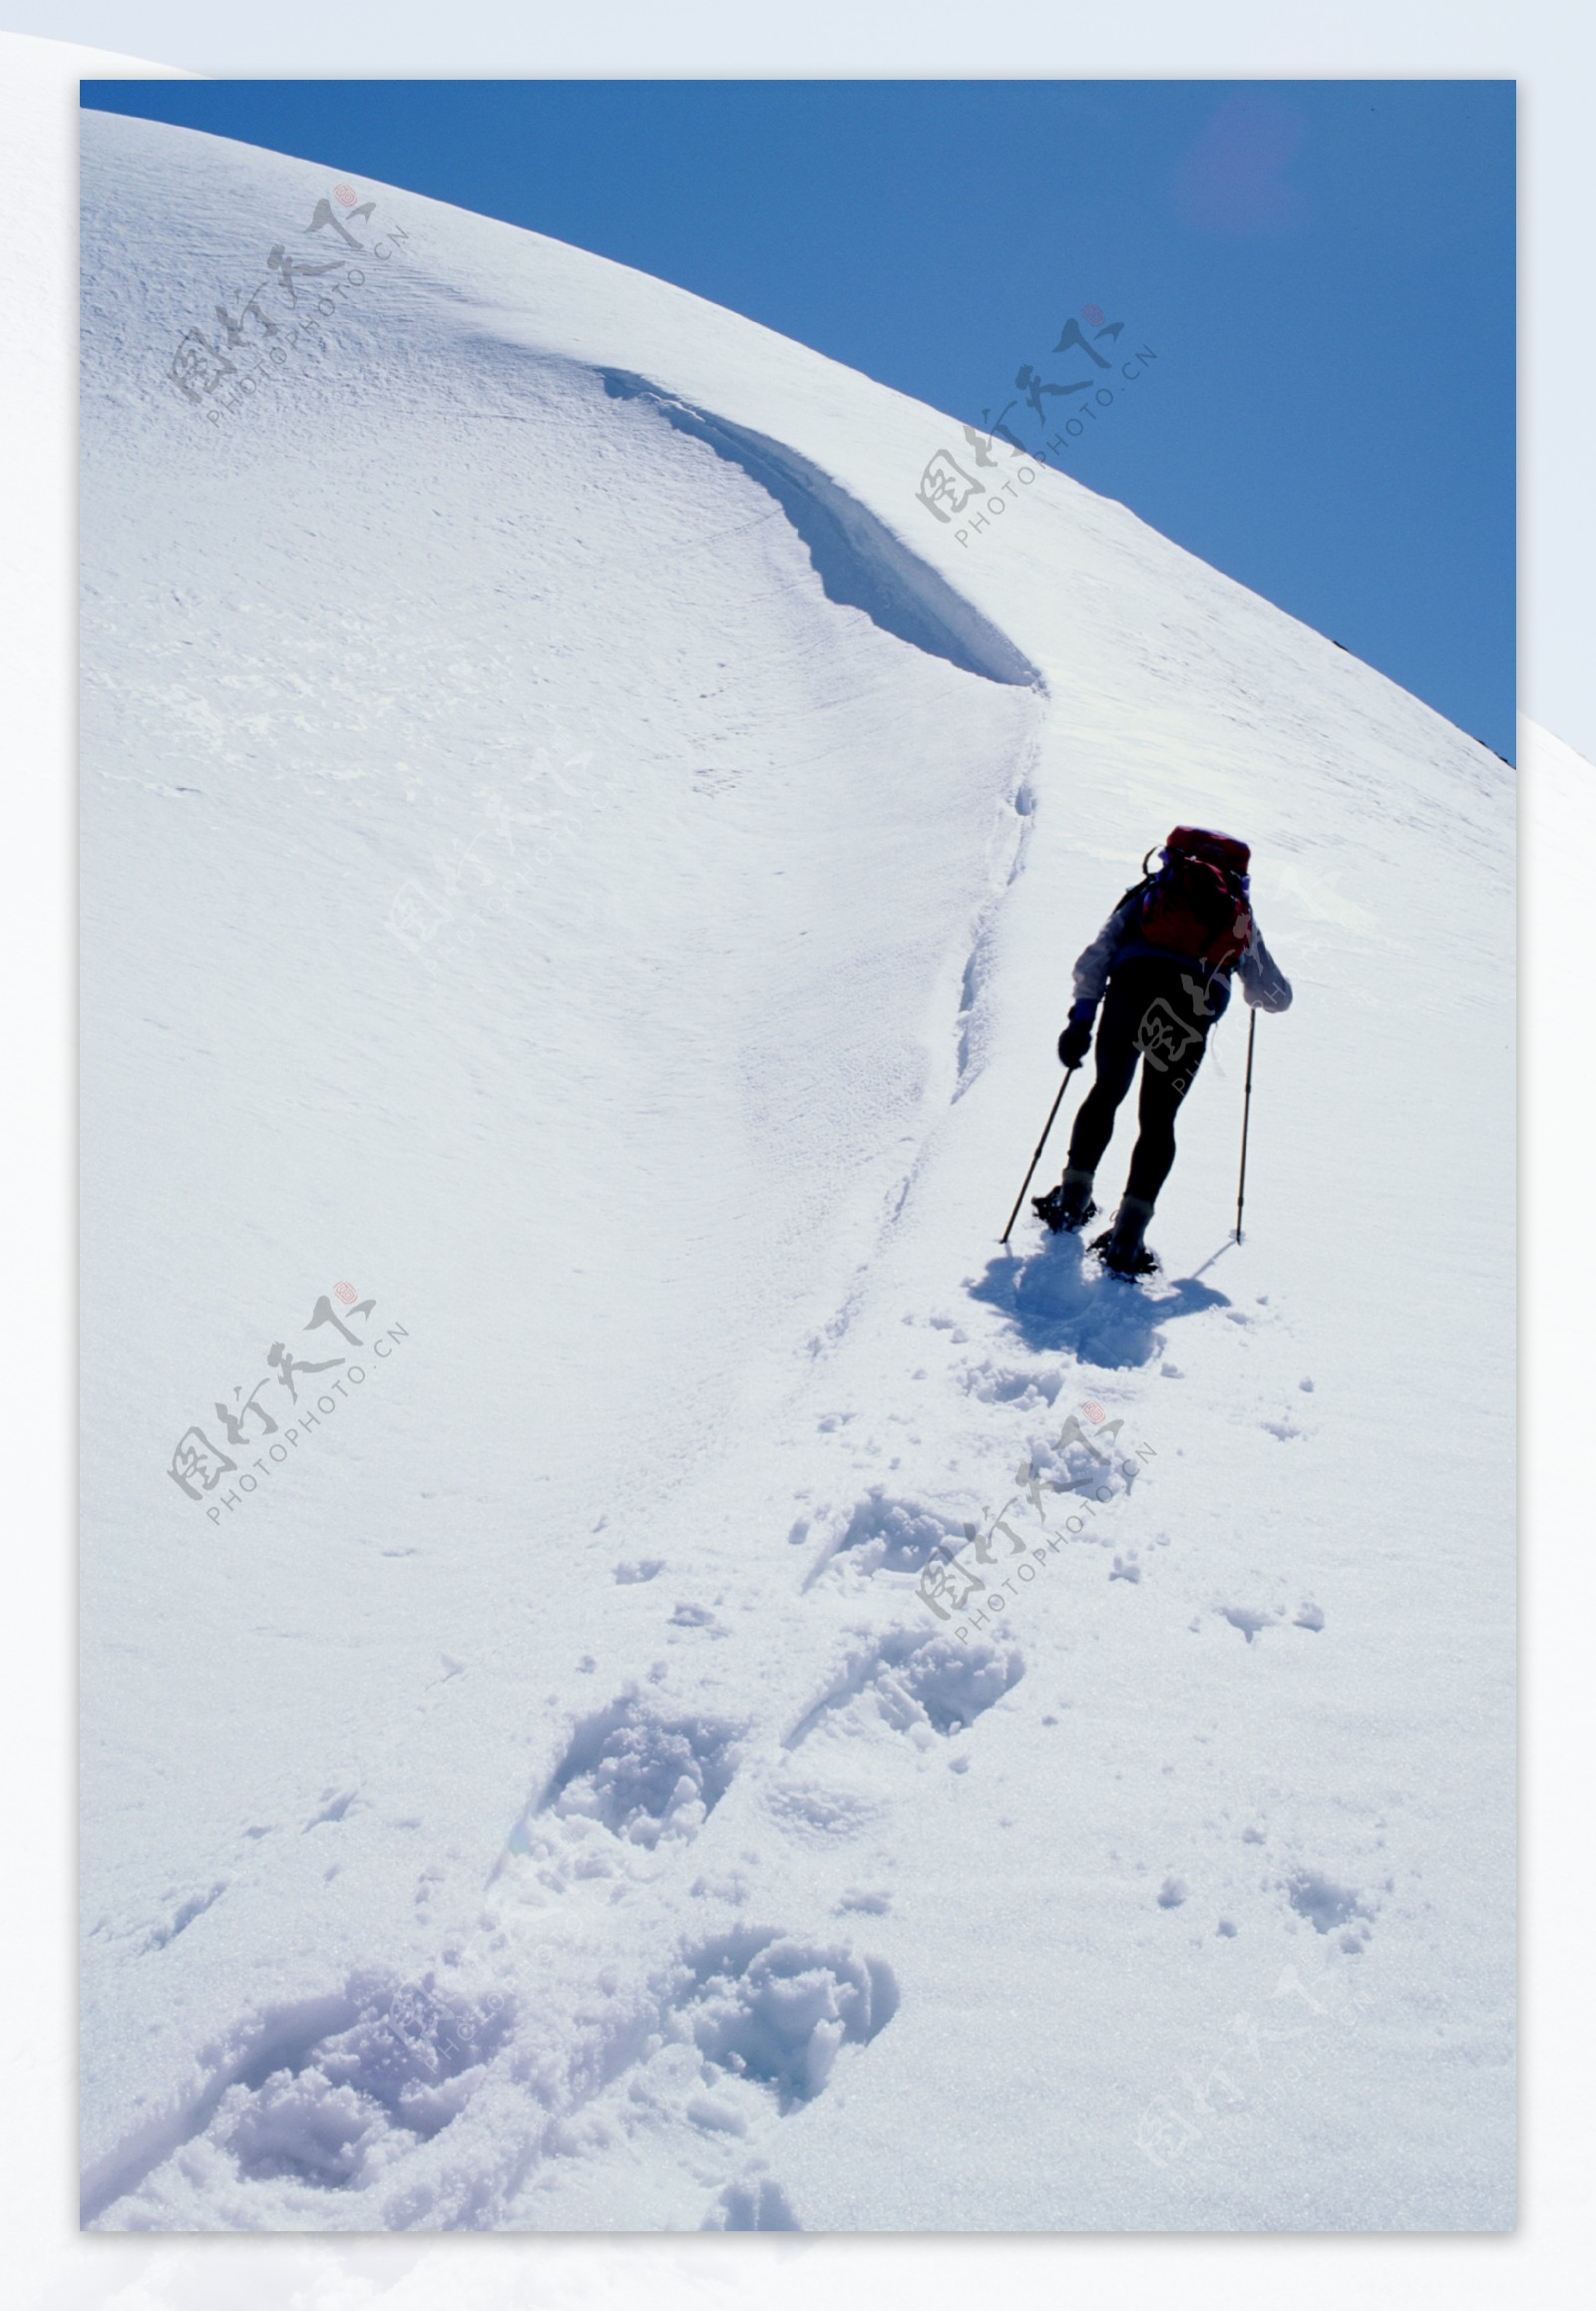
<box><xmin>80</xmin><ymin>108</ymin><xmax>1513</xmax><ymax>2232</ymax></box>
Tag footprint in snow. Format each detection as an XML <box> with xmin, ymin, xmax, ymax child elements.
<box><xmin>784</xmin><ymin>1626</ymin><xmax>1023</xmax><ymax>1751</ymax></box>
<box><xmin>498</xmin><ymin>1692</ymin><xmax>744</xmax><ymax>1883</ymax></box>
<box><xmin>809</xmin><ymin>1463</ymin><xmax>1136</xmax><ymax>1604</ymax></box>
<box><xmin>664</xmin><ymin>1926</ymin><xmax>898</xmax><ymax>2115</ymax></box>
<box><xmin>81</xmin><ymin>1968</ymin><xmax>516</xmax><ymax>2225</ymax></box>
<box><xmin>800</xmin><ymin>1486</ymin><xmax>971</xmax><ymax>1592</ymax></box>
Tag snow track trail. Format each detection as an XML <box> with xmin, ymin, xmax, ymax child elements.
<box><xmin>82</xmin><ymin>112</ymin><xmax>1513</xmax><ymax>2230</ymax></box>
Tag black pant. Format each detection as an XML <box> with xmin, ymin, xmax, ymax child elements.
<box><xmin>1066</xmin><ymin>957</ymin><xmax>1217</xmax><ymax>1206</ymax></box>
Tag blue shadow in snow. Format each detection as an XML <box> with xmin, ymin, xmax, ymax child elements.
<box><xmin>969</xmin><ymin>1233</ymin><xmax>1230</xmax><ymax>1369</ymax></box>
<box><xmin>599</xmin><ymin>368</ymin><xmax>1041</xmax><ymax>689</ymax></box>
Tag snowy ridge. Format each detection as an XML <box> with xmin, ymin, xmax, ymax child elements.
<box><xmin>599</xmin><ymin>369</ymin><xmax>1042</xmax><ymax>687</ymax></box>
<box><xmin>81</xmin><ymin>110</ymin><xmax>1513</xmax><ymax>2231</ymax></box>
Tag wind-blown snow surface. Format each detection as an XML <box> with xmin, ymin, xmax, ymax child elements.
<box><xmin>80</xmin><ymin>110</ymin><xmax>1513</xmax><ymax>2233</ymax></box>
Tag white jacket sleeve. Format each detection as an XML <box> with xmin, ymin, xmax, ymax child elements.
<box><xmin>1069</xmin><ymin>894</ymin><xmax>1137</xmax><ymax>1014</ymax></box>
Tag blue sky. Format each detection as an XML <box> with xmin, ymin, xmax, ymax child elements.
<box><xmin>82</xmin><ymin>78</ymin><xmax>1516</xmax><ymax>761</ymax></box>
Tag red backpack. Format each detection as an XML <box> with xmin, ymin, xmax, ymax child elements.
<box><xmin>1136</xmin><ymin>825</ymin><xmax>1253</xmax><ymax>971</ymax></box>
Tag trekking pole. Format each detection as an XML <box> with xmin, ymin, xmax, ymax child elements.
<box><xmin>999</xmin><ymin>1066</ymin><xmax>1079</xmax><ymax>1246</ymax></box>
<box><xmin>1234</xmin><ymin>1008</ymin><xmax>1258</xmax><ymax>1242</ymax></box>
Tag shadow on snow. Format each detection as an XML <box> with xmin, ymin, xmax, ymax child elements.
<box><xmin>968</xmin><ymin>1233</ymin><xmax>1230</xmax><ymax>1369</ymax></box>
<box><xmin>599</xmin><ymin>369</ymin><xmax>1041</xmax><ymax>690</ymax></box>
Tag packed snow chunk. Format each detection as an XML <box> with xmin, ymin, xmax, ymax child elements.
<box><xmin>683</xmin><ymin>2091</ymin><xmax>748</xmax><ymax>2136</ymax></box>
<box><xmin>669</xmin><ymin>1602</ymin><xmax>723</xmax><ymax>1632</ymax></box>
<box><xmin>1285</xmin><ymin>1869</ymin><xmax>1372</xmax><ymax>1939</ymax></box>
<box><xmin>786</xmin><ymin>1627</ymin><xmax>1023</xmax><ymax>1747</ymax></box>
<box><xmin>666</xmin><ymin>1927</ymin><xmax>898</xmax><ymax>2110</ymax></box>
<box><xmin>702</xmin><ymin>2173</ymin><xmax>802</xmax><ymax>2229</ymax></box>
<box><xmin>216</xmin><ymin>2072</ymin><xmax>384</xmax><ymax>2189</ymax></box>
<box><xmin>958</xmin><ymin>1357</ymin><xmax>1064</xmax><ymax>1409</ymax></box>
<box><xmin>532</xmin><ymin>1695</ymin><xmax>743</xmax><ymax>1848</ymax></box>
<box><xmin>836</xmin><ymin>1887</ymin><xmax>892</xmax><ymax>1916</ymax></box>
<box><xmin>1218</xmin><ymin>1605</ymin><xmax>1279</xmax><ymax>1645</ymax></box>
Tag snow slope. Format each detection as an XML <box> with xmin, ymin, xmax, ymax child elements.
<box><xmin>80</xmin><ymin>109</ymin><xmax>1514</xmax><ymax>2232</ymax></box>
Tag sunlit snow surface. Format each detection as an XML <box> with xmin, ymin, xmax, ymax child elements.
<box><xmin>80</xmin><ymin>109</ymin><xmax>1513</xmax><ymax>2231</ymax></box>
